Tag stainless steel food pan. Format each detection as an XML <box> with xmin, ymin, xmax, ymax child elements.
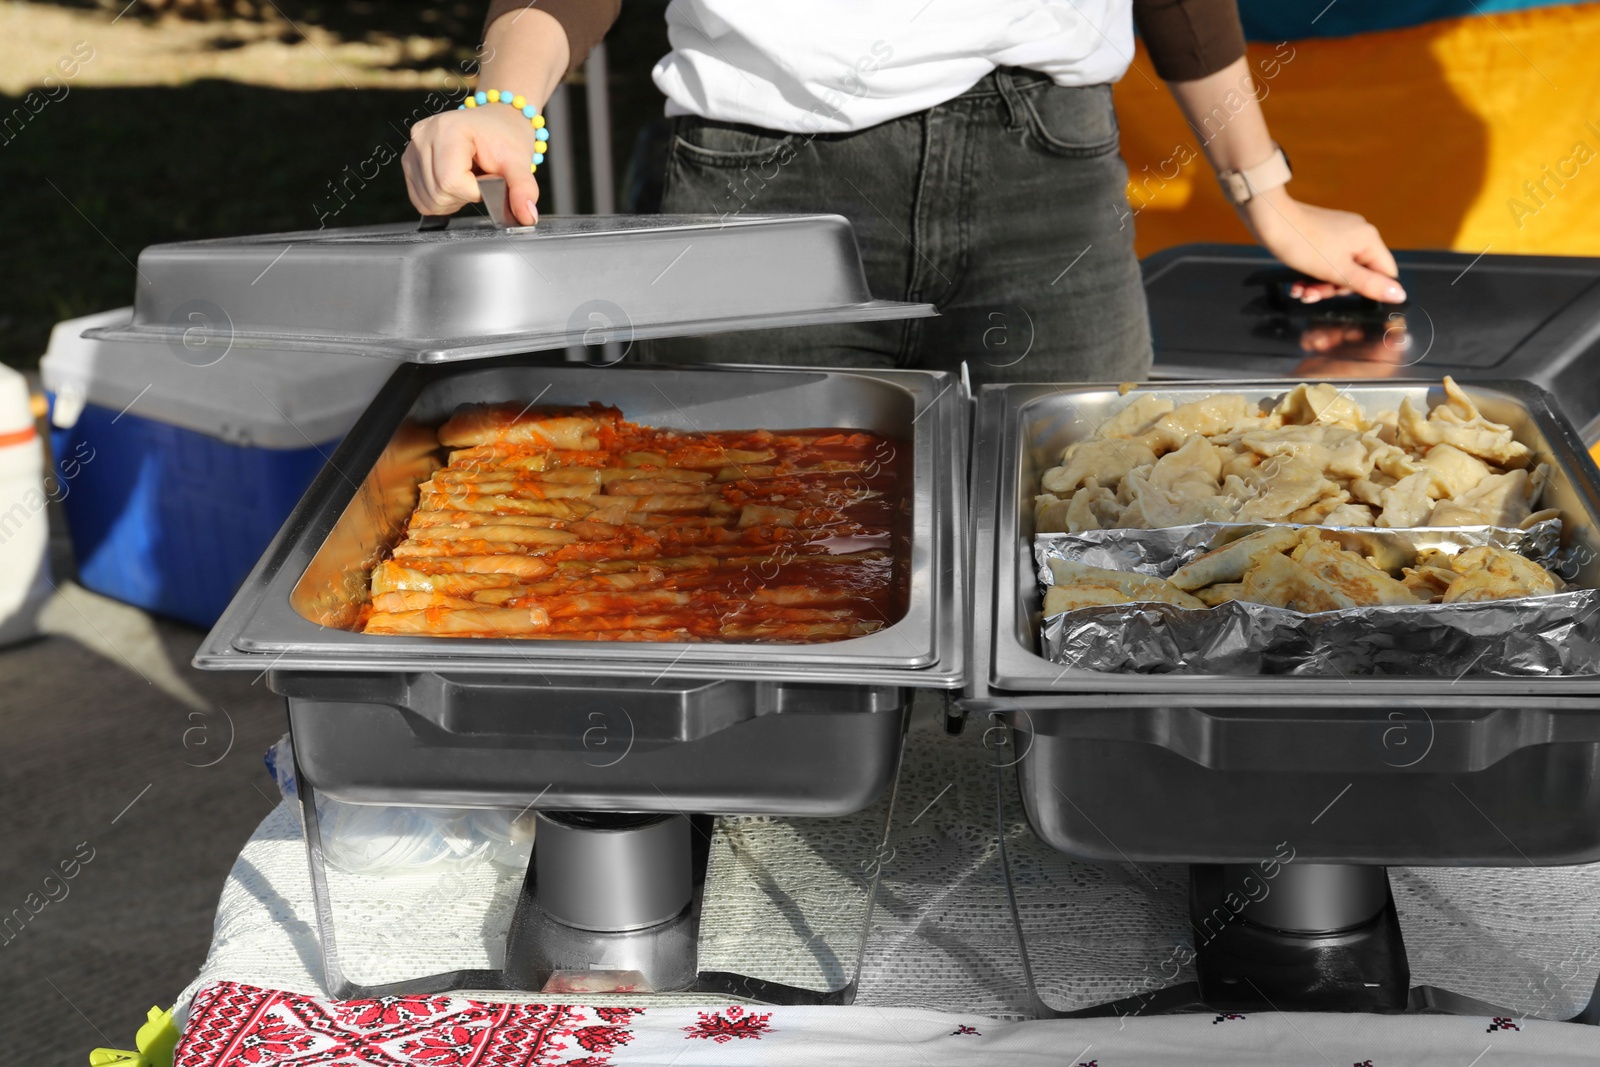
<box><xmin>84</xmin><ymin>215</ymin><xmax>935</xmax><ymax>363</ymax></box>
<box><xmin>195</xmin><ymin>360</ymin><xmax>965</xmax><ymax>688</ymax></box>
<box><xmin>968</xmin><ymin>379</ymin><xmax>1600</xmax><ymax>702</ymax></box>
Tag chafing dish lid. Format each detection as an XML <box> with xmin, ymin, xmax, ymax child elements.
<box><xmin>85</xmin><ymin>209</ymin><xmax>935</xmax><ymax>364</ymax></box>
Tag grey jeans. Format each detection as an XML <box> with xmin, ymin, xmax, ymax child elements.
<box><xmin>645</xmin><ymin>68</ymin><xmax>1152</xmax><ymax>385</ymax></box>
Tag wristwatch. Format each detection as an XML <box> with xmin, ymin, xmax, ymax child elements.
<box><xmin>1217</xmin><ymin>145</ymin><xmax>1292</xmax><ymax>205</ymax></box>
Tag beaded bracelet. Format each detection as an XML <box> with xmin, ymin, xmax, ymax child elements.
<box><xmin>461</xmin><ymin>89</ymin><xmax>551</xmax><ymax>173</ymax></box>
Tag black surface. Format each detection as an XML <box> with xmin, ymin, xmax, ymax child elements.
<box><xmin>1142</xmin><ymin>244</ymin><xmax>1600</xmax><ymax>430</ymax></box>
<box><xmin>1145</xmin><ymin>248</ymin><xmax>1600</xmax><ymax>368</ymax></box>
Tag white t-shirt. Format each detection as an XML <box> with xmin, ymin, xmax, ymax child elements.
<box><xmin>652</xmin><ymin>0</ymin><xmax>1135</xmax><ymax>134</ymax></box>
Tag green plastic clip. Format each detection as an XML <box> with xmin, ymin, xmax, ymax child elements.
<box><xmin>88</xmin><ymin>1005</ymin><xmax>178</xmax><ymax>1067</ymax></box>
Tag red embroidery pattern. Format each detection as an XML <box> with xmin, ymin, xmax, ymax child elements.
<box><xmin>681</xmin><ymin>1005</ymin><xmax>775</xmax><ymax>1044</ymax></box>
<box><xmin>1211</xmin><ymin>1012</ymin><xmax>1247</xmax><ymax>1024</ymax></box>
<box><xmin>175</xmin><ymin>981</ymin><xmax>645</xmax><ymax>1067</ymax></box>
<box><xmin>335</xmin><ymin>995</ymin><xmax>456</xmax><ymax>1031</ymax></box>
<box><xmin>1487</xmin><ymin>1017</ymin><xmax>1521</xmax><ymax>1033</ymax></box>
<box><xmin>1354</xmin><ymin>1060</ymin><xmax>1374</xmax><ymax>1066</ymax></box>
<box><xmin>235</xmin><ymin>1017</ymin><xmax>315</xmax><ymax>1063</ymax></box>
<box><xmin>399</xmin><ymin>1024</ymin><xmax>485</xmax><ymax>1066</ymax></box>
<box><xmin>573</xmin><ymin>1025</ymin><xmax>634</xmax><ymax>1056</ymax></box>
<box><xmin>949</xmin><ymin>1025</ymin><xmax>980</xmax><ymax>1036</ymax></box>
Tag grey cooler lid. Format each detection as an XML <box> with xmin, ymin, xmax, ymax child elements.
<box><xmin>85</xmin><ymin>186</ymin><xmax>934</xmax><ymax>363</ymax></box>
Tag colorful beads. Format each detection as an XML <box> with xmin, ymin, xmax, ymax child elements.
<box><xmin>457</xmin><ymin>88</ymin><xmax>551</xmax><ymax>180</ymax></box>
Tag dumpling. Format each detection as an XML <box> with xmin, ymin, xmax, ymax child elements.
<box><xmin>1045</xmin><ymin>559</ymin><xmax>1206</xmax><ymax>610</ymax></box>
<box><xmin>1042</xmin><ymin>438</ymin><xmax>1158</xmax><ymax>496</ymax></box>
<box><xmin>1168</xmin><ymin>526</ymin><xmax>1302</xmax><ymax>591</ymax></box>
<box><xmin>1443</xmin><ymin>546</ymin><xmax>1559</xmax><ymax>602</ymax></box>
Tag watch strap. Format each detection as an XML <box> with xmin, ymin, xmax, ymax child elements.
<box><xmin>1219</xmin><ymin>146</ymin><xmax>1292</xmax><ymax>205</ymax></box>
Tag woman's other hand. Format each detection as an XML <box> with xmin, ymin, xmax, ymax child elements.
<box><xmin>1241</xmin><ymin>188</ymin><xmax>1406</xmax><ymax>304</ymax></box>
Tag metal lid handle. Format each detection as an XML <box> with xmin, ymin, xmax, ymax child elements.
<box><xmin>418</xmin><ymin>175</ymin><xmax>513</xmax><ymax>231</ymax></box>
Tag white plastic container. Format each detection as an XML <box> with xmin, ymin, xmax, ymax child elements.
<box><xmin>39</xmin><ymin>308</ymin><xmax>396</xmax><ymax>626</ymax></box>
<box><xmin>0</xmin><ymin>363</ymin><xmax>51</xmax><ymax>645</ymax></box>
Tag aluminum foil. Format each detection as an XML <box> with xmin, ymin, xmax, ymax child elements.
<box><xmin>1036</xmin><ymin>521</ymin><xmax>1600</xmax><ymax>677</ymax></box>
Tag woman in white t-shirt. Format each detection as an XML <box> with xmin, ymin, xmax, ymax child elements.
<box><xmin>404</xmin><ymin>0</ymin><xmax>1405</xmax><ymax>382</ymax></box>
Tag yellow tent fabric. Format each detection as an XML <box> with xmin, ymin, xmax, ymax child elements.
<box><xmin>1114</xmin><ymin>1</ymin><xmax>1600</xmax><ymax>257</ymax></box>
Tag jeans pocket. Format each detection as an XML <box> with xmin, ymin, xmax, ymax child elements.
<box><xmin>671</xmin><ymin>116</ymin><xmax>800</xmax><ymax>168</ymax></box>
<box><xmin>1020</xmin><ymin>83</ymin><xmax>1120</xmax><ymax>158</ymax></box>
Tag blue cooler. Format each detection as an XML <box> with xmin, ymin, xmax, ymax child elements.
<box><xmin>39</xmin><ymin>308</ymin><xmax>395</xmax><ymax>627</ymax></box>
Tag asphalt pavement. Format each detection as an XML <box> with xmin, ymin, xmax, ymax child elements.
<box><xmin>1</xmin><ymin>521</ymin><xmax>288</xmax><ymax>1064</ymax></box>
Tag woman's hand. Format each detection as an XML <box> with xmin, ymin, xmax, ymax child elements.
<box><xmin>403</xmin><ymin>103</ymin><xmax>542</xmax><ymax>226</ymax></box>
<box><xmin>401</xmin><ymin>7</ymin><xmax>569</xmax><ymax>228</ymax></box>
<box><xmin>1238</xmin><ymin>188</ymin><xmax>1406</xmax><ymax>304</ymax></box>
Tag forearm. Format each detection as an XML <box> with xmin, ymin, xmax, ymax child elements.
<box><xmin>480</xmin><ymin>0</ymin><xmax>621</xmax><ymax>82</ymax></box>
<box><xmin>1163</xmin><ymin>58</ymin><xmax>1404</xmax><ymax>302</ymax></box>
<box><xmin>406</xmin><ymin>1</ymin><xmax>615</xmax><ymax>226</ymax></box>
<box><xmin>1165</xmin><ymin>56</ymin><xmax>1276</xmax><ymax>174</ymax></box>
<box><xmin>478</xmin><ymin>9</ymin><xmax>569</xmax><ymax>108</ymax></box>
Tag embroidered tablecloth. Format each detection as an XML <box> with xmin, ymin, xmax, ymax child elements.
<box><xmin>176</xmin><ymin>979</ymin><xmax>1600</xmax><ymax>1066</ymax></box>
